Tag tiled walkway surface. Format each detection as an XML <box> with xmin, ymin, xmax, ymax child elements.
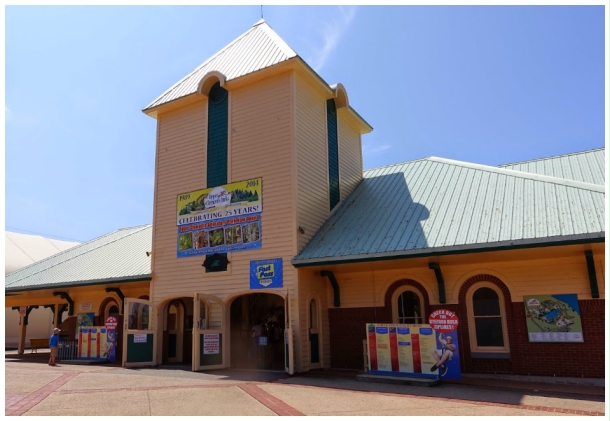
<box><xmin>5</xmin><ymin>358</ymin><xmax>607</xmax><ymax>416</ymax></box>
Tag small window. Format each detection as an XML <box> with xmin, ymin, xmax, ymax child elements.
<box><xmin>309</xmin><ymin>299</ymin><xmax>318</xmax><ymax>330</ymax></box>
<box><xmin>392</xmin><ymin>286</ymin><xmax>425</xmax><ymax>325</ymax></box>
<box><xmin>466</xmin><ymin>282</ymin><xmax>510</xmax><ymax>352</ymax></box>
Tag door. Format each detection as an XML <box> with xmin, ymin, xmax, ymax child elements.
<box><xmin>309</xmin><ymin>299</ymin><xmax>321</xmax><ymax>369</ymax></box>
<box><xmin>284</xmin><ymin>289</ymin><xmax>294</xmax><ymax>375</ymax></box>
<box><xmin>193</xmin><ymin>294</ymin><xmax>224</xmax><ymax>371</ymax></box>
<box><xmin>122</xmin><ymin>298</ymin><xmax>156</xmax><ymax>368</ymax></box>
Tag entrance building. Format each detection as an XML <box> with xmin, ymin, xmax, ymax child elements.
<box><xmin>7</xmin><ymin>19</ymin><xmax>603</xmax><ymax>380</ymax></box>
<box><xmin>124</xmin><ymin>19</ymin><xmax>604</xmax><ymax>377</ymax></box>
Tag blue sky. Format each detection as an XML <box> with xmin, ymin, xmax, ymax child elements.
<box><xmin>4</xmin><ymin>5</ymin><xmax>607</xmax><ymax>242</ymax></box>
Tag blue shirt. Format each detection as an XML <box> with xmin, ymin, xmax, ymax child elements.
<box><xmin>49</xmin><ymin>334</ymin><xmax>59</xmax><ymax>348</ymax></box>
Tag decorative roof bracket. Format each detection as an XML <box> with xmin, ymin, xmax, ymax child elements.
<box><xmin>321</xmin><ymin>270</ymin><xmax>340</xmax><ymax>307</ymax></box>
<box><xmin>584</xmin><ymin>250</ymin><xmax>599</xmax><ymax>298</ymax></box>
<box><xmin>53</xmin><ymin>292</ymin><xmax>75</xmax><ymax>316</ymax></box>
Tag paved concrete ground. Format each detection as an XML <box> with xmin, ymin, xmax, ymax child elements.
<box><xmin>5</xmin><ymin>351</ymin><xmax>607</xmax><ymax>416</ymax></box>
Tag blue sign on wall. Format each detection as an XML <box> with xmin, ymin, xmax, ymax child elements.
<box><xmin>250</xmin><ymin>258</ymin><xmax>283</xmax><ymax>289</ymax></box>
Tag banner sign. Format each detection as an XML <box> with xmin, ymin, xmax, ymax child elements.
<box><xmin>524</xmin><ymin>294</ymin><xmax>583</xmax><ymax>342</ymax></box>
<box><xmin>78</xmin><ymin>327</ymin><xmax>109</xmax><ymax>360</ymax></box>
<box><xmin>134</xmin><ymin>334</ymin><xmax>147</xmax><ymax>343</ymax></box>
<box><xmin>104</xmin><ymin>317</ymin><xmax>118</xmax><ymax>362</ymax></box>
<box><xmin>177</xmin><ymin>214</ymin><xmax>261</xmax><ymax>257</ymax></box>
<box><xmin>366</xmin><ymin>322</ymin><xmax>461</xmax><ymax>380</ymax></box>
<box><xmin>176</xmin><ymin>178</ymin><xmax>263</xmax><ymax>257</ymax></box>
<box><xmin>203</xmin><ymin>334</ymin><xmax>220</xmax><ymax>355</ymax></box>
<box><xmin>176</xmin><ymin>178</ymin><xmax>262</xmax><ymax>226</ymax></box>
<box><xmin>250</xmin><ymin>258</ymin><xmax>283</xmax><ymax>289</ymax></box>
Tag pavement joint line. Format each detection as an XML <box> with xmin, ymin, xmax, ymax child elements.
<box><xmin>238</xmin><ymin>383</ymin><xmax>304</xmax><ymax>416</ymax></box>
<box><xmin>5</xmin><ymin>371</ymin><xmax>80</xmax><ymax>416</ymax></box>
<box><xmin>54</xmin><ymin>382</ymin><xmax>248</xmax><ymax>395</ymax></box>
<box><xmin>271</xmin><ymin>382</ymin><xmax>606</xmax><ymax>416</ymax></box>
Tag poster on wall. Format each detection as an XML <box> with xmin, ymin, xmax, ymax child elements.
<box><xmin>523</xmin><ymin>294</ymin><xmax>583</xmax><ymax>342</ymax></box>
<box><xmin>367</xmin><ymin>313</ymin><xmax>461</xmax><ymax>380</ymax></box>
<box><xmin>76</xmin><ymin>312</ymin><xmax>95</xmax><ymax>338</ymax></box>
<box><xmin>104</xmin><ymin>317</ymin><xmax>118</xmax><ymax>362</ymax></box>
<box><xmin>250</xmin><ymin>258</ymin><xmax>283</xmax><ymax>289</ymax></box>
<box><xmin>78</xmin><ymin>327</ymin><xmax>109</xmax><ymax>360</ymax></box>
<box><xmin>176</xmin><ymin>178</ymin><xmax>263</xmax><ymax>257</ymax></box>
<box><xmin>203</xmin><ymin>334</ymin><xmax>220</xmax><ymax>355</ymax></box>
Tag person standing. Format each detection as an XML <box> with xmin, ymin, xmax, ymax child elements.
<box><xmin>49</xmin><ymin>328</ymin><xmax>60</xmax><ymax>366</ymax></box>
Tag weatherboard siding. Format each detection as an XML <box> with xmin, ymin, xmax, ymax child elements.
<box><xmin>337</xmin><ymin>109</ymin><xmax>363</xmax><ymax>203</ymax></box>
<box><xmin>151</xmin><ymin>73</ymin><xmax>298</xmax><ymax>304</ymax></box>
<box><xmin>295</xmin><ymin>73</ymin><xmax>330</xmax><ymax>253</ymax></box>
<box><xmin>325</xmin><ymin>245</ymin><xmax>605</xmax><ymax>309</ymax></box>
<box><xmin>297</xmin><ymin>270</ymin><xmax>332</xmax><ymax>369</ymax></box>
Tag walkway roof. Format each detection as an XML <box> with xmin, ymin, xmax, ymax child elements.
<box><xmin>5</xmin><ymin>225</ymin><xmax>152</xmax><ymax>292</ymax></box>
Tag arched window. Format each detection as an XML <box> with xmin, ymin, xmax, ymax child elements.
<box><xmin>392</xmin><ymin>287</ymin><xmax>425</xmax><ymax>324</ymax></box>
<box><xmin>466</xmin><ymin>282</ymin><xmax>510</xmax><ymax>353</ymax></box>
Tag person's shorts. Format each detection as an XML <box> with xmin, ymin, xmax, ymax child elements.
<box><xmin>50</xmin><ymin>347</ymin><xmax>58</xmax><ymax>357</ymax></box>
<box><xmin>435</xmin><ymin>349</ymin><xmax>452</xmax><ymax>358</ymax></box>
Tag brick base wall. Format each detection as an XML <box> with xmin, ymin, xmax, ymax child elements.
<box><xmin>327</xmin><ymin>279</ymin><xmax>605</xmax><ymax>378</ymax></box>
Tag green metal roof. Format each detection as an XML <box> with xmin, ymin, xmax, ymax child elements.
<box><xmin>498</xmin><ymin>147</ymin><xmax>605</xmax><ymax>185</ymax></box>
<box><xmin>5</xmin><ymin>225</ymin><xmax>152</xmax><ymax>291</ymax></box>
<box><xmin>292</xmin><ymin>154</ymin><xmax>605</xmax><ymax>267</ymax></box>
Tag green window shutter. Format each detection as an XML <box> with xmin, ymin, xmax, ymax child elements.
<box><xmin>206</xmin><ymin>82</ymin><xmax>229</xmax><ymax>271</ymax></box>
<box><xmin>207</xmin><ymin>82</ymin><xmax>229</xmax><ymax>187</ymax></box>
<box><xmin>327</xmin><ymin>99</ymin><xmax>340</xmax><ymax>211</ymax></box>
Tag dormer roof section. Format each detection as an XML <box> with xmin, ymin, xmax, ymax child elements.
<box><xmin>144</xmin><ymin>19</ymin><xmax>297</xmax><ymax>112</ymax></box>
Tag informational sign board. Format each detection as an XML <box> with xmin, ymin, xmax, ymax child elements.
<box><xmin>176</xmin><ymin>178</ymin><xmax>263</xmax><ymax>257</ymax></box>
<box><xmin>250</xmin><ymin>258</ymin><xmax>283</xmax><ymax>289</ymax></box>
<box><xmin>104</xmin><ymin>317</ymin><xmax>118</xmax><ymax>362</ymax></box>
<box><xmin>367</xmin><ymin>319</ymin><xmax>461</xmax><ymax>380</ymax></box>
<box><xmin>79</xmin><ymin>301</ymin><xmax>93</xmax><ymax>312</ymax></box>
<box><xmin>133</xmin><ymin>334</ymin><xmax>147</xmax><ymax>343</ymax></box>
<box><xmin>78</xmin><ymin>327</ymin><xmax>109</xmax><ymax>360</ymax></box>
<box><xmin>523</xmin><ymin>294</ymin><xmax>583</xmax><ymax>342</ymax></box>
<box><xmin>258</xmin><ymin>336</ymin><xmax>268</xmax><ymax>346</ymax></box>
<box><xmin>203</xmin><ymin>334</ymin><xmax>220</xmax><ymax>355</ymax></box>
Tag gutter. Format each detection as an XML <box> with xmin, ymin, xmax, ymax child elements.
<box><xmin>5</xmin><ymin>274</ymin><xmax>152</xmax><ymax>293</ymax></box>
<box><xmin>291</xmin><ymin>235</ymin><xmax>605</xmax><ymax>268</ymax></box>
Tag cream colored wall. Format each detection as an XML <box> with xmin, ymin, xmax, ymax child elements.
<box><xmin>337</xmin><ymin>109</ymin><xmax>363</xmax><ymax>203</ymax></box>
<box><xmin>151</xmin><ymin>73</ymin><xmax>297</xmax><ymax>302</ymax></box>
<box><xmin>323</xmin><ymin>244</ymin><xmax>605</xmax><ymax>309</ymax></box>
<box><xmin>297</xmin><ymin>271</ymin><xmax>331</xmax><ymax>370</ymax></box>
<box><xmin>295</xmin><ymin>73</ymin><xmax>330</xmax><ymax>253</ymax></box>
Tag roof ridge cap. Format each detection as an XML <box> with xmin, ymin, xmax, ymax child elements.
<box><xmin>428</xmin><ymin>157</ymin><xmax>605</xmax><ymax>192</ymax></box>
<box><xmin>364</xmin><ymin>157</ymin><xmax>430</xmax><ymax>173</ymax></box>
<box><xmin>5</xmin><ymin>225</ymin><xmax>152</xmax><ymax>286</ymax></box>
<box><xmin>143</xmin><ymin>24</ymin><xmax>260</xmax><ymax>110</ymax></box>
<box><xmin>498</xmin><ymin>147</ymin><xmax>605</xmax><ymax>167</ymax></box>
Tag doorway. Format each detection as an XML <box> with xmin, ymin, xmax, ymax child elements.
<box><xmin>161</xmin><ymin>298</ymin><xmax>193</xmax><ymax>365</ymax></box>
<box><xmin>229</xmin><ymin>293</ymin><xmax>285</xmax><ymax>370</ymax></box>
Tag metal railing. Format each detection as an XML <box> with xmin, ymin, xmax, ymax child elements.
<box><xmin>57</xmin><ymin>340</ymin><xmax>78</xmax><ymax>361</ymax></box>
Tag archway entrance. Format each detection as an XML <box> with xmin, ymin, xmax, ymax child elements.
<box><xmin>161</xmin><ymin>298</ymin><xmax>193</xmax><ymax>365</ymax></box>
<box><xmin>230</xmin><ymin>293</ymin><xmax>285</xmax><ymax>370</ymax></box>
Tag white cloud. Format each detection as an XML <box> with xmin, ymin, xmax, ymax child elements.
<box><xmin>309</xmin><ymin>6</ymin><xmax>357</xmax><ymax>72</ymax></box>
<box><xmin>363</xmin><ymin>143</ymin><xmax>392</xmax><ymax>156</ymax></box>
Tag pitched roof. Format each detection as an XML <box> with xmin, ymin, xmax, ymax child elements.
<box><xmin>498</xmin><ymin>147</ymin><xmax>605</xmax><ymax>185</ymax></box>
<box><xmin>5</xmin><ymin>232</ymin><xmax>79</xmax><ymax>275</ymax></box>
<box><xmin>292</xmin><ymin>156</ymin><xmax>605</xmax><ymax>266</ymax></box>
<box><xmin>144</xmin><ymin>19</ymin><xmax>297</xmax><ymax>111</ymax></box>
<box><xmin>5</xmin><ymin>225</ymin><xmax>152</xmax><ymax>291</ymax></box>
